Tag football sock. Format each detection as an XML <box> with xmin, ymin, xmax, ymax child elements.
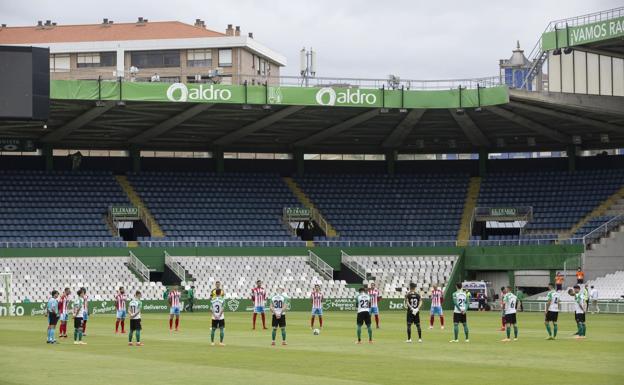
<box><xmin>502</xmin><ymin>317</ymin><xmax>505</xmax><ymax>328</ymax></box>
<box><xmin>374</xmin><ymin>315</ymin><xmax>379</xmax><ymax>328</ymax></box>
<box><xmin>576</xmin><ymin>323</ymin><xmax>582</xmax><ymax>335</ymax></box>
<box><xmin>129</xmin><ymin>330</ymin><xmax>133</xmax><ymax>342</ymax></box>
<box><xmin>416</xmin><ymin>323</ymin><xmax>422</xmax><ymax>339</ymax></box>
<box><xmin>82</xmin><ymin>321</ymin><xmax>87</xmax><ymax>333</ymax></box>
<box><xmin>356</xmin><ymin>325</ymin><xmax>362</xmax><ymax>341</ymax></box>
<box><xmin>169</xmin><ymin>318</ymin><xmax>173</xmax><ymax>329</ymax></box>
<box><xmin>506</xmin><ymin>326</ymin><xmax>511</xmax><ymax>338</ymax></box>
<box><xmin>311</xmin><ymin>317</ymin><xmax>314</xmax><ymax>328</ymax></box>
<box><xmin>175</xmin><ymin>318</ymin><xmax>179</xmax><ymax>329</ymax></box>
<box><xmin>74</xmin><ymin>328</ymin><xmax>78</xmax><ymax>341</ymax></box>
<box><xmin>553</xmin><ymin>324</ymin><xmax>558</xmax><ymax>337</ymax></box>
<box><xmin>78</xmin><ymin>328</ymin><xmax>83</xmax><ymax>341</ymax></box>
<box><xmin>210</xmin><ymin>328</ymin><xmax>216</xmax><ymax>342</ymax></box>
<box><xmin>219</xmin><ymin>328</ymin><xmax>224</xmax><ymax>343</ymax></box>
<box><xmin>272</xmin><ymin>328</ymin><xmax>277</xmax><ymax>341</ymax></box>
<box><xmin>453</xmin><ymin>323</ymin><xmax>459</xmax><ymax>340</ymax></box>
<box><xmin>121</xmin><ymin>320</ymin><xmax>125</xmax><ymax>333</ymax></box>
<box><xmin>367</xmin><ymin>325</ymin><xmax>373</xmax><ymax>341</ymax></box>
<box><xmin>47</xmin><ymin>328</ymin><xmax>52</xmax><ymax>341</ymax></box>
<box><xmin>281</xmin><ymin>328</ymin><xmax>286</xmax><ymax>341</ymax></box>
<box><xmin>581</xmin><ymin>323</ymin><xmax>586</xmax><ymax>336</ymax></box>
<box><xmin>407</xmin><ymin>325</ymin><xmax>412</xmax><ymax>340</ymax></box>
<box><xmin>463</xmin><ymin>324</ymin><xmax>469</xmax><ymax>339</ymax></box>
<box><xmin>252</xmin><ymin>313</ymin><xmax>257</xmax><ymax>328</ymax></box>
<box><xmin>261</xmin><ymin>313</ymin><xmax>266</xmax><ymax>328</ymax></box>
<box><xmin>116</xmin><ymin>320</ymin><xmax>120</xmax><ymax>332</ymax></box>
<box><xmin>440</xmin><ymin>316</ymin><xmax>445</xmax><ymax>327</ymax></box>
<box><xmin>513</xmin><ymin>325</ymin><xmax>518</xmax><ymax>338</ymax></box>
<box><xmin>546</xmin><ymin>324</ymin><xmax>552</xmax><ymax>336</ymax></box>
<box><xmin>136</xmin><ymin>329</ymin><xmax>140</xmax><ymax>342</ymax></box>
<box><xmin>429</xmin><ymin>315</ymin><xmax>434</xmax><ymax>327</ymax></box>
<box><xmin>319</xmin><ymin>316</ymin><xmax>323</xmax><ymax>328</ymax></box>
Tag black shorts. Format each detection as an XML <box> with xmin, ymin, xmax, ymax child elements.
<box><xmin>556</xmin><ymin>284</ymin><xmax>562</xmax><ymax>291</ymax></box>
<box><xmin>130</xmin><ymin>319</ymin><xmax>142</xmax><ymax>331</ymax></box>
<box><xmin>272</xmin><ymin>314</ymin><xmax>286</xmax><ymax>328</ymax></box>
<box><xmin>357</xmin><ymin>311</ymin><xmax>372</xmax><ymax>326</ymax></box>
<box><xmin>545</xmin><ymin>311</ymin><xmax>558</xmax><ymax>322</ymax></box>
<box><xmin>407</xmin><ymin>311</ymin><xmax>420</xmax><ymax>325</ymax></box>
<box><xmin>74</xmin><ymin>317</ymin><xmax>83</xmax><ymax>329</ymax></box>
<box><xmin>575</xmin><ymin>313</ymin><xmax>586</xmax><ymax>323</ymax></box>
<box><xmin>577</xmin><ymin>279</ymin><xmax>584</xmax><ymax>284</ymax></box>
<box><xmin>453</xmin><ymin>313</ymin><xmax>466</xmax><ymax>324</ymax></box>
<box><xmin>504</xmin><ymin>313</ymin><xmax>517</xmax><ymax>324</ymax></box>
<box><xmin>211</xmin><ymin>319</ymin><xmax>225</xmax><ymax>329</ymax></box>
<box><xmin>48</xmin><ymin>313</ymin><xmax>58</xmax><ymax>326</ymax></box>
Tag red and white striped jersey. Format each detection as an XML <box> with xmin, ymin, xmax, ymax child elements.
<box><xmin>311</xmin><ymin>291</ymin><xmax>324</xmax><ymax>308</ymax></box>
<box><xmin>115</xmin><ymin>293</ymin><xmax>126</xmax><ymax>311</ymax></box>
<box><xmin>431</xmin><ymin>288</ymin><xmax>444</xmax><ymax>307</ymax></box>
<box><xmin>368</xmin><ymin>289</ymin><xmax>381</xmax><ymax>307</ymax></box>
<box><xmin>251</xmin><ymin>287</ymin><xmax>266</xmax><ymax>307</ymax></box>
<box><xmin>168</xmin><ymin>291</ymin><xmax>181</xmax><ymax>307</ymax></box>
<box><xmin>59</xmin><ymin>294</ymin><xmax>70</xmax><ymax>314</ymax></box>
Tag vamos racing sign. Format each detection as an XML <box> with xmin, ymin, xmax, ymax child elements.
<box><xmin>542</xmin><ymin>16</ymin><xmax>624</xmax><ymax>50</ymax></box>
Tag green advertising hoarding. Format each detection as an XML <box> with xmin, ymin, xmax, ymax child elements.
<box><xmin>50</xmin><ymin>80</ymin><xmax>509</xmax><ymax>109</ymax></box>
<box><xmin>542</xmin><ymin>16</ymin><xmax>624</xmax><ymax>50</ymax></box>
<box><xmin>0</xmin><ymin>298</ymin><xmax>426</xmax><ymax>317</ymax></box>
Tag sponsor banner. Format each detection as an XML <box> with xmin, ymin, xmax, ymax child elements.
<box><xmin>1</xmin><ymin>298</ymin><xmax>432</xmax><ymax>316</ymax></box>
<box><xmin>283</xmin><ymin>207</ymin><xmax>311</xmax><ymax>221</ymax></box>
<box><xmin>109</xmin><ymin>206</ymin><xmax>139</xmax><ymax>221</ymax></box>
<box><xmin>0</xmin><ymin>139</ymin><xmax>36</xmax><ymax>152</ymax></box>
<box><xmin>50</xmin><ymin>80</ymin><xmax>509</xmax><ymax>109</ymax></box>
<box><xmin>542</xmin><ymin>16</ymin><xmax>624</xmax><ymax>50</ymax></box>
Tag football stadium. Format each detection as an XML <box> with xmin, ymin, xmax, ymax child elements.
<box><xmin>0</xmin><ymin>4</ymin><xmax>624</xmax><ymax>385</ymax></box>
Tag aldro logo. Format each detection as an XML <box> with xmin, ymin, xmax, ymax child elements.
<box><xmin>315</xmin><ymin>87</ymin><xmax>377</xmax><ymax>106</ymax></box>
<box><xmin>166</xmin><ymin>83</ymin><xmax>233</xmax><ymax>102</ymax></box>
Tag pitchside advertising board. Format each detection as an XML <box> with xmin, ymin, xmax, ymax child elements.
<box><xmin>50</xmin><ymin>80</ymin><xmax>509</xmax><ymax>109</ymax></box>
<box><xmin>0</xmin><ymin>298</ymin><xmax>427</xmax><ymax>317</ymax></box>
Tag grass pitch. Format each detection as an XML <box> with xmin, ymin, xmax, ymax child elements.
<box><xmin>1</xmin><ymin>311</ymin><xmax>623</xmax><ymax>385</ymax></box>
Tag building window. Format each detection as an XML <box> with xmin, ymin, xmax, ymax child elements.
<box><xmin>50</xmin><ymin>54</ymin><xmax>70</xmax><ymax>72</ymax></box>
<box><xmin>187</xmin><ymin>49</ymin><xmax>212</xmax><ymax>67</ymax></box>
<box><xmin>76</xmin><ymin>52</ymin><xmax>116</xmax><ymax>68</ymax></box>
<box><xmin>218</xmin><ymin>49</ymin><xmax>232</xmax><ymax>67</ymax></box>
<box><xmin>130</xmin><ymin>50</ymin><xmax>180</xmax><ymax>69</ymax></box>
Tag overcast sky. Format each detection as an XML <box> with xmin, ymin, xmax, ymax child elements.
<box><xmin>1</xmin><ymin>0</ymin><xmax>621</xmax><ymax>80</ymax></box>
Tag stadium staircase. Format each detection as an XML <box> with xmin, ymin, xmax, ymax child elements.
<box><xmin>283</xmin><ymin>177</ymin><xmax>339</xmax><ymax>240</ymax></box>
<box><xmin>114</xmin><ymin>175</ymin><xmax>165</xmax><ymax>239</ymax></box>
<box><xmin>457</xmin><ymin>177</ymin><xmax>481</xmax><ymax>246</ymax></box>
<box><xmin>563</xmin><ymin>185</ymin><xmax>624</xmax><ymax>240</ymax></box>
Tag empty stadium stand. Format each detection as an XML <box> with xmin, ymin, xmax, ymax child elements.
<box><xmin>478</xmin><ymin>169</ymin><xmax>624</xmax><ymax>233</ymax></box>
<box><xmin>0</xmin><ymin>170</ymin><xmax>127</xmax><ymax>247</ymax></box>
<box><xmin>127</xmin><ymin>172</ymin><xmax>306</xmax><ymax>246</ymax></box>
<box><xmin>174</xmin><ymin>256</ymin><xmax>354</xmax><ymax>299</ymax></box>
<box><xmin>0</xmin><ymin>257</ymin><xmax>166</xmax><ymax>302</ymax></box>
<box><xmin>295</xmin><ymin>174</ymin><xmax>469</xmax><ymax>242</ymax></box>
<box><xmin>344</xmin><ymin>255</ymin><xmax>457</xmax><ymax>298</ymax></box>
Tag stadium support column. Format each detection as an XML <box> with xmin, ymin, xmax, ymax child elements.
<box><xmin>478</xmin><ymin>149</ymin><xmax>488</xmax><ymax>176</ymax></box>
<box><xmin>295</xmin><ymin>150</ymin><xmax>304</xmax><ymax>177</ymax></box>
<box><xmin>508</xmin><ymin>270</ymin><xmax>515</xmax><ymax>291</ymax></box>
<box><xmin>386</xmin><ymin>150</ymin><xmax>396</xmax><ymax>175</ymax></box>
<box><xmin>130</xmin><ymin>148</ymin><xmax>141</xmax><ymax>173</ymax></box>
<box><xmin>42</xmin><ymin>145</ymin><xmax>53</xmax><ymax>171</ymax></box>
<box><xmin>567</xmin><ymin>145</ymin><xmax>577</xmax><ymax>172</ymax></box>
<box><xmin>214</xmin><ymin>148</ymin><xmax>224</xmax><ymax>175</ymax></box>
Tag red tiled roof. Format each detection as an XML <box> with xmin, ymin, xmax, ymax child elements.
<box><xmin>0</xmin><ymin>21</ymin><xmax>225</xmax><ymax>44</ymax></box>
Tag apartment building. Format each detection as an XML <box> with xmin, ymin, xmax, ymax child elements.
<box><xmin>0</xmin><ymin>18</ymin><xmax>286</xmax><ymax>84</ymax></box>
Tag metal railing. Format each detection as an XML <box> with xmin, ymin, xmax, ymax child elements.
<box><xmin>85</xmin><ymin>73</ymin><xmax>503</xmax><ymax>91</ymax></box>
<box><xmin>582</xmin><ymin>214</ymin><xmax>624</xmax><ymax>245</ymax></box>
<box><xmin>164</xmin><ymin>251</ymin><xmax>187</xmax><ymax>282</ymax></box>
<box><xmin>128</xmin><ymin>251</ymin><xmax>150</xmax><ymax>281</ymax></box>
<box><xmin>307</xmin><ymin>250</ymin><xmax>333</xmax><ymax>280</ymax></box>
<box><xmin>341</xmin><ymin>251</ymin><xmax>367</xmax><ymax>280</ymax></box>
